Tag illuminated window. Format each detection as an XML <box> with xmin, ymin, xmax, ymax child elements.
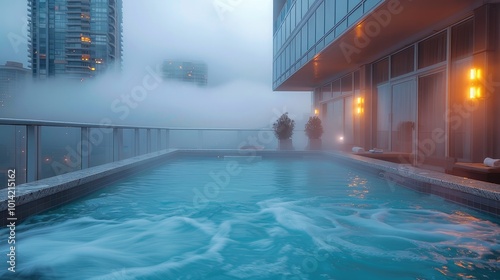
<box><xmin>80</xmin><ymin>36</ymin><xmax>91</xmax><ymax>43</ymax></box>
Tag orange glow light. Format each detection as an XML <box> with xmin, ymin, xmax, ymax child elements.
<box><xmin>469</xmin><ymin>68</ymin><xmax>480</xmax><ymax>81</ymax></box>
<box><xmin>468</xmin><ymin>68</ymin><xmax>482</xmax><ymax>100</ymax></box>
<box><xmin>356</xmin><ymin>97</ymin><xmax>364</xmax><ymax>114</ymax></box>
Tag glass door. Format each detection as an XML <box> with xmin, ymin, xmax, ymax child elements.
<box><xmin>391</xmin><ymin>79</ymin><xmax>417</xmax><ymax>153</ymax></box>
<box><xmin>417</xmin><ymin>71</ymin><xmax>446</xmax><ymax>165</ymax></box>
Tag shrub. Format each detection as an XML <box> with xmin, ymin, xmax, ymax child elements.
<box><xmin>273</xmin><ymin>113</ymin><xmax>295</xmax><ymax>140</ymax></box>
<box><xmin>305</xmin><ymin>116</ymin><xmax>323</xmax><ymax>140</ymax></box>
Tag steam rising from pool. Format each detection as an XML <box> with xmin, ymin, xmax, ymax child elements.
<box><xmin>2</xmin><ymin>69</ymin><xmax>312</xmax><ymax>129</ymax></box>
<box><xmin>1</xmin><ymin>158</ymin><xmax>499</xmax><ymax>279</ymax></box>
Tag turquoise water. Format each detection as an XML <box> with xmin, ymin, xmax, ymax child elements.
<box><xmin>1</xmin><ymin>157</ymin><xmax>499</xmax><ymax>279</ymax></box>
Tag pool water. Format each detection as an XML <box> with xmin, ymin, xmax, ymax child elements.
<box><xmin>1</xmin><ymin>157</ymin><xmax>499</xmax><ymax>279</ymax></box>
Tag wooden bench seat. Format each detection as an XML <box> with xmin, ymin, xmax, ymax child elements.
<box><xmin>448</xmin><ymin>162</ymin><xmax>500</xmax><ymax>184</ymax></box>
<box><xmin>356</xmin><ymin>152</ymin><xmax>413</xmax><ymax>164</ymax></box>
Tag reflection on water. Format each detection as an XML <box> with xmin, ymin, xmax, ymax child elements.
<box><xmin>1</xmin><ymin>158</ymin><xmax>499</xmax><ymax>279</ymax></box>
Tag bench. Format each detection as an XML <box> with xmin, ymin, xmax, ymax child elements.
<box><xmin>448</xmin><ymin>162</ymin><xmax>500</xmax><ymax>184</ymax></box>
<box><xmin>355</xmin><ymin>152</ymin><xmax>413</xmax><ymax>164</ymax></box>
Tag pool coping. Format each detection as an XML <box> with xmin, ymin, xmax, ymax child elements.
<box><xmin>1</xmin><ymin>149</ymin><xmax>499</xmax><ymax>225</ymax></box>
<box><xmin>324</xmin><ymin>151</ymin><xmax>499</xmax><ymax>214</ymax></box>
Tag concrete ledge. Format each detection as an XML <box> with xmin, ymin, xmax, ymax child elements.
<box><xmin>324</xmin><ymin>151</ymin><xmax>500</xmax><ymax>215</ymax></box>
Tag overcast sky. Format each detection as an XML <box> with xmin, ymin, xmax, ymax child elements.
<box><xmin>0</xmin><ymin>0</ymin><xmax>312</xmax><ymax>128</ymax></box>
<box><xmin>0</xmin><ymin>0</ymin><xmax>274</xmax><ymax>85</ymax></box>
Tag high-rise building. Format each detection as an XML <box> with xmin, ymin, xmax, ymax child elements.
<box><xmin>0</xmin><ymin>61</ymin><xmax>30</xmax><ymax>109</ymax></box>
<box><xmin>162</xmin><ymin>60</ymin><xmax>208</xmax><ymax>87</ymax></box>
<box><xmin>273</xmin><ymin>0</ymin><xmax>500</xmax><ymax>168</ymax></box>
<box><xmin>28</xmin><ymin>0</ymin><xmax>123</xmax><ymax>80</ymax></box>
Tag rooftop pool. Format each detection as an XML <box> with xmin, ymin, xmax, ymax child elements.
<box><xmin>1</xmin><ymin>156</ymin><xmax>499</xmax><ymax>279</ymax></box>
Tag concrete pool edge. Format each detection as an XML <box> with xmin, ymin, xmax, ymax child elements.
<box><xmin>1</xmin><ymin>149</ymin><xmax>499</xmax><ymax>225</ymax></box>
<box><xmin>324</xmin><ymin>151</ymin><xmax>500</xmax><ymax>215</ymax></box>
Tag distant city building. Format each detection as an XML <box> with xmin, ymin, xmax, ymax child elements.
<box><xmin>0</xmin><ymin>61</ymin><xmax>30</xmax><ymax>108</ymax></box>
<box><xmin>162</xmin><ymin>60</ymin><xmax>208</xmax><ymax>87</ymax></box>
<box><xmin>27</xmin><ymin>0</ymin><xmax>123</xmax><ymax>80</ymax></box>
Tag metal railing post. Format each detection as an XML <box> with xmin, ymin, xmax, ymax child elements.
<box><xmin>113</xmin><ymin>128</ymin><xmax>121</xmax><ymax>161</ymax></box>
<box><xmin>81</xmin><ymin>127</ymin><xmax>89</xmax><ymax>169</ymax></box>
<box><xmin>146</xmin><ymin>128</ymin><xmax>151</xmax><ymax>153</ymax></box>
<box><xmin>198</xmin><ymin>130</ymin><xmax>203</xmax><ymax>149</ymax></box>
<box><xmin>157</xmin><ymin>129</ymin><xmax>161</xmax><ymax>151</ymax></box>
<box><xmin>134</xmin><ymin>128</ymin><xmax>140</xmax><ymax>156</ymax></box>
<box><xmin>165</xmin><ymin>129</ymin><xmax>170</xmax><ymax>149</ymax></box>
<box><xmin>26</xmin><ymin>125</ymin><xmax>39</xmax><ymax>182</ymax></box>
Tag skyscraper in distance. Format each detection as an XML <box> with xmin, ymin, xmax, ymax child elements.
<box><xmin>28</xmin><ymin>0</ymin><xmax>123</xmax><ymax>80</ymax></box>
<box><xmin>162</xmin><ymin>60</ymin><xmax>208</xmax><ymax>87</ymax></box>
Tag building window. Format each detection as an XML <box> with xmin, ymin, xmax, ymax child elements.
<box><xmin>418</xmin><ymin>31</ymin><xmax>447</xmax><ymax>69</ymax></box>
<box><xmin>341</xmin><ymin>73</ymin><xmax>352</xmax><ymax>95</ymax></box>
<box><xmin>325</xmin><ymin>0</ymin><xmax>335</xmax><ymax>32</ymax></box>
<box><xmin>336</xmin><ymin>0</ymin><xmax>348</xmax><ymax>24</ymax></box>
<box><xmin>451</xmin><ymin>19</ymin><xmax>473</xmax><ymax>60</ymax></box>
<box><xmin>301</xmin><ymin>23</ymin><xmax>308</xmax><ymax>56</ymax></box>
<box><xmin>322</xmin><ymin>83</ymin><xmax>331</xmax><ymax>101</ymax></box>
<box><xmin>308</xmin><ymin>14</ymin><xmax>315</xmax><ymax>51</ymax></box>
<box><xmin>332</xmin><ymin>79</ymin><xmax>341</xmax><ymax>98</ymax></box>
<box><xmin>372</xmin><ymin>58</ymin><xmax>389</xmax><ymax>85</ymax></box>
<box><xmin>316</xmin><ymin>2</ymin><xmax>325</xmax><ymax>41</ymax></box>
<box><xmin>391</xmin><ymin>46</ymin><xmax>414</xmax><ymax>78</ymax></box>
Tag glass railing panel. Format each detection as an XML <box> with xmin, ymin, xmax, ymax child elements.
<box><xmin>199</xmin><ymin>130</ymin><xmax>239</xmax><ymax>149</ymax></box>
<box><xmin>15</xmin><ymin>125</ymin><xmax>27</xmax><ymax>184</ymax></box>
<box><xmin>88</xmin><ymin>127</ymin><xmax>113</xmax><ymax>167</ymax></box>
<box><xmin>138</xmin><ymin>129</ymin><xmax>147</xmax><ymax>155</ymax></box>
<box><xmin>150</xmin><ymin>129</ymin><xmax>158</xmax><ymax>152</ymax></box>
<box><xmin>169</xmin><ymin>130</ymin><xmax>200</xmax><ymax>149</ymax></box>
<box><xmin>40</xmin><ymin>126</ymin><xmax>81</xmax><ymax>179</ymax></box>
<box><xmin>160</xmin><ymin>129</ymin><xmax>168</xmax><ymax>150</ymax></box>
<box><xmin>121</xmin><ymin>128</ymin><xmax>135</xmax><ymax>159</ymax></box>
<box><xmin>0</xmin><ymin>125</ymin><xmax>17</xmax><ymax>187</ymax></box>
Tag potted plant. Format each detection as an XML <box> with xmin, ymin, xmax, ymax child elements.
<box><xmin>273</xmin><ymin>113</ymin><xmax>295</xmax><ymax>150</ymax></box>
<box><xmin>305</xmin><ymin>116</ymin><xmax>323</xmax><ymax>150</ymax></box>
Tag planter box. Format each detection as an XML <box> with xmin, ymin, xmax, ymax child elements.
<box><xmin>278</xmin><ymin>139</ymin><xmax>294</xmax><ymax>150</ymax></box>
<box><xmin>307</xmin><ymin>139</ymin><xmax>322</xmax><ymax>150</ymax></box>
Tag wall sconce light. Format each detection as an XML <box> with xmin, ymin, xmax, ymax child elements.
<box><xmin>469</xmin><ymin>68</ymin><xmax>482</xmax><ymax>100</ymax></box>
<box><xmin>356</xmin><ymin>97</ymin><xmax>364</xmax><ymax>114</ymax></box>
<box><xmin>314</xmin><ymin>108</ymin><xmax>319</xmax><ymax>115</ymax></box>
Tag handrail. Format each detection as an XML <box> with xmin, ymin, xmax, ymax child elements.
<box><xmin>0</xmin><ymin>118</ymin><xmax>281</xmax><ymax>131</ymax></box>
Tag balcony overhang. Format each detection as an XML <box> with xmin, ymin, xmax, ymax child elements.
<box><xmin>274</xmin><ymin>0</ymin><xmax>482</xmax><ymax>91</ymax></box>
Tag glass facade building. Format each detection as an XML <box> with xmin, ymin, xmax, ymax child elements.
<box><xmin>162</xmin><ymin>60</ymin><xmax>208</xmax><ymax>87</ymax></box>
<box><xmin>28</xmin><ymin>0</ymin><xmax>123</xmax><ymax>80</ymax></box>
<box><xmin>273</xmin><ymin>0</ymin><xmax>500</xmax><ymax>169</ymax></box>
